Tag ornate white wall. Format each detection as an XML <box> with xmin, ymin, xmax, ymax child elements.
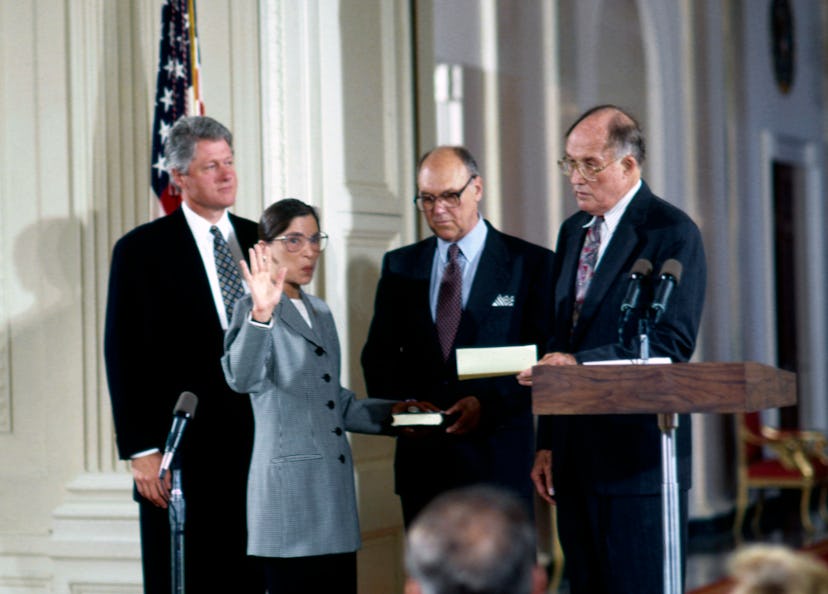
<box><xmin>0</xmin><ymin>0</ymin><xmax>414</xmax><ymax>591</ymax></box>
<box><xmin>1</xmin><ymin>0</ymin><xmax>827</xmax><ymax>591</ymax></box>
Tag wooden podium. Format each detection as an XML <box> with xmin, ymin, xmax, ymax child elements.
<box><xmin>532</xmin><ymin>361</ymin><xmax>796</xmax><ymax>594</ymax></box>
<box><xmin>532</xmin><ymin>361</ymin><xmax>796</xmax><ymax>415</ymax></box>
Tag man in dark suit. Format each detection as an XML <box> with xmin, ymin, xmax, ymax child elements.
<box><xmin>520</xmin><ymin>105</ymin><xmax>706</xmax><ymax>593</ymax></box>
<box><xmin>104</xmin><ymin>116</ymin><xmax>262</xmax><ymax>593</ymax></box>
<box><xmin>361</xmin><ymin>146</ymin><xmax>555</xmax><ymax>526</ymax></box>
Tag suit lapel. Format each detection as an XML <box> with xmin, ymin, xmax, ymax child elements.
<box><xmin>409</xmin><ymin>238</ymin><xmax>442</xmax><ymax>348</ymax></box>
<box><xmin>456</xmin><ymin>225</ymin><xmax>510</xmax><ymax>345</ymax></box>
<box><xmin>578</xmin><ymin>227</ymin><xmax>635</xmax><ymax>321</ymax></box>
<box><xmin>555</xmin><ymin>213</ymin><xmax>590</xmax><ymax>329</ymax></box>
<box><xmin>168</xmin><ymin>208</ymin><xmax>224</xmax><ymax>329</ymax></box>
<box><xmin>277</xmin><ymin>292</ymin><xmax>325</xmax><ymax>347</ymax></box>
<box><xmin>572</xmin><ymin>186</ymin><xmax>651</xmax><ymax>340</ymax></box>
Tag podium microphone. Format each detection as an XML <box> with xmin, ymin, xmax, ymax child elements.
<box><xmin>159</xmin><ymin>391</ymin><xmax>198</xmax><ymax>480</ymax></box>
<box><xmin>620</xmin><ymin>258</ymin><xmax>653</xmax><ymax>323</ymax></box>
<box><xmin>651</xmin><ymin>259</ymin><xmax>683</xmax><ymax>325</ymax></box>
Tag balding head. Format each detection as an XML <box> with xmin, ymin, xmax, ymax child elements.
<box><xmin>566</xmin><ymin>105</ymin><xmax>646</xmax><ymax>166</ymax></box>
<box><xmin>415</xmin><ymin>146</ymin><xmax>484</xmax><ymax>243</ymax></box>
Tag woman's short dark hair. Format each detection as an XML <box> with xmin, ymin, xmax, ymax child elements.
<box><xmin>258</xmin><ymin>198</ymin><xmax>320</xmax><ymax>242</ymax></box>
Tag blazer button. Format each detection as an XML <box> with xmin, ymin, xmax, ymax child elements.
<box><xmin>315</xmin><ymin>346</ymin><xmax>325</xmax><ymax>356</ymax></box>
<box><xmin>322</xmin><ymin>373</ymin><xmax>331</xmax><ymax>382</ymax></box>
<box><xmin>327</xmin><ymin>400</ymin><xmax>335</xmax><ymax>409</ymax></box>
<box><xmin>338</xmin><ymin>454</ymin><xmax>346</xmax><ymax>464</ymax></box>
<box><xmin>333</xmin><ymin>427</ymin><xmax>343</xmax><ymax>436</ymax></box>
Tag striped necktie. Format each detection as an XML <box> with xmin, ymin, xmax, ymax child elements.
<box><xmin>210</xmin><ymin>226</ymin><xmax>245</xmax><ymax>324</ymax></box>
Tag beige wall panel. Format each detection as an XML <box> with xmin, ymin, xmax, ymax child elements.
<box><xmin>338</xmin><ymin>0</ymin><xmax>414</xmax><ymax>216</ymax></box>
<box><xmin>0</xmin><ymin>0</ymin><xmax>86</xmax><ymax>538</ymax></box>
<box><xmin>358</xmin><ymin>532</ymin><xmax>405</xmax><ymax>594</ymax></box>
<box><xmin>311</xmin><ymin>1</ymin><xmax>416</xmax><ymax>591</ymax></box>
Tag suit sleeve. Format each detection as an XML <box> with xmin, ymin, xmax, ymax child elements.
<box><xmin>525</xmin><ymin>246</ymin><xmax>557</xmax><ymax>358</ymax></box>
<box><xmin>339</xmin><ymin>387</ymin><xmax>396</xmax><ymax>435</ymax></box>
<box><xmin>361</xmin><ymin>254</ymin><xmax>410</xmax><ymax>400</ymax></box>
<box><xmin>644</xmin><ymin>224</ymin><xmax>706</xmax><ymax>363</ymax></box>
<box><xmin>104</xmin><ymin>237</ymin><xmax>169</xmax><ymax>459</ymax></box>
<box><xmin>221</xmin><ymin>296</ymin><xmax>271</xmax><ymax>395</ymax></box>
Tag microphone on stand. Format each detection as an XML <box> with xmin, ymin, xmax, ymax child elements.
<box><xmin>650</xmin><ymin>260</ymin><xmax>683</xmax><ymax>325</ymax></box>
<box><xmin>159</xmin><ymin>391</ymin><xmax>198</xmax><ymax>481</ymax></box>
<box><xmin>620</xmin><ymin>258</ymin><xmax>653</xmax><ymax>324</ymax></box>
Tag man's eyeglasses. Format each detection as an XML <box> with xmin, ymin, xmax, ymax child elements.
<box><xmin>557</xmin><ymin>155</ymin><xmax>622</xmax><ymax>182</ymax></box>
<box><xmin>414</xmin><ymin>174</ymin><xmax>478</xmax><ymax>211</ymax></box>
<box><xmin>272</xmin><ymin>232</ymin><xmax>329</xmax><ymax>252</ymax></box>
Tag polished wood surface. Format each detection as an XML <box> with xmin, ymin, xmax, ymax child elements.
<box><xmin>532</xmin><ymin>362</ymin><xmax>796</xmax><ymax>415</ymax></box>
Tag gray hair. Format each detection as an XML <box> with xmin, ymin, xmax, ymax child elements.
<box><xmin>165</xmin><ymin>115</ymin><xmax>233</xmax><ymax>175</ymax></box>
<box><xmin>566</xmin><ymin>104</ymin><xmax>646</xmax><ymax>165</ymax></box>
<box><xmin>405</xmin><ymin>486</ymin><xmax>537</xmax><ymax>594</ymax></box>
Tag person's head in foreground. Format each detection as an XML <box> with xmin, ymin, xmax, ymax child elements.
<box><xmin>728</xmin><ymin>543</ymin><xmax>828</xmax><ymax>594</ymax></box>
<box><xmin>404</xmin><ymin>485</ymin><xmax>547</xmax><ymax>594</ymax></box>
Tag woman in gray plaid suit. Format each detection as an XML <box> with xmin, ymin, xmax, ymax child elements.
<box><xmin>222</xmin><ymin>199</ymin><xmax>424</xmax><ymax>593</ymax></box>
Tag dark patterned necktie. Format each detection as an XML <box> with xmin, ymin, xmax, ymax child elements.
<box><xmin>210</xmin><ymin>226</ymin><xmax>245</xmax><ymax>323</ymax></box>
<box><xmin>572</xmin><ymin>216</ymin><xmax>603</xmax><ymax>328</ymax></box>
<box><xmin>436</xmin><ymin>243</ymin><xmax>462</xmax><ymax>360</ymax></box>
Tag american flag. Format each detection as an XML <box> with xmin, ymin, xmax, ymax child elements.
<box><xmin>150</xmin><ymin>0</ymin><xmax>204</xmax><ymax>215</ymax></box>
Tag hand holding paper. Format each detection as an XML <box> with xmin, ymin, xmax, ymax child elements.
<box><xmin>456</xmin><ymin>344</ymin><xmax>538</xmax><ymax>380</ymax></box>
<box><xmin>516</xmin><ymin>351</ymin><xmax>576</xmax><ymax>386</ymax></box>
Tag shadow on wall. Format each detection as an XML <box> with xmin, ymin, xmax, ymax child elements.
<box><xmin>9</xmin><ymin>215</ymin><xmax>84</xmax><ymax>424</ymax></box>
<box><xmin>2</xmin><ymin>216</ymin><xmax>85</xmax><ymax>532</ymax></box>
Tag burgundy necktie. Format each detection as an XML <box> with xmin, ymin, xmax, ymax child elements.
<box><xmin>436</xmin><ymin>243</ymin><xmax>462</xmax><ymax>360</ymax></box>
<box><xmin>572</xmin><ymin>216</ymin><xmax>603</xmax><ymax>328</ymax></box>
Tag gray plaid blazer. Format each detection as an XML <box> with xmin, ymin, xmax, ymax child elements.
<box><xmin>222</xmin><ymin>291</ymin><xmax>394</xmax><ymax>557</ymax></box>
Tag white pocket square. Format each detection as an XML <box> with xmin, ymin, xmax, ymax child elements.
<box><xmin>491</xmin><ymin>294</ymin><xmax>515</xmax><ymax>307</ymax></box>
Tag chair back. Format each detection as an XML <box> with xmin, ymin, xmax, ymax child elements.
<box><xmin>739</xmin><ymin>412</ymin><xmax>764</xmax><ymax>465</ymax></box>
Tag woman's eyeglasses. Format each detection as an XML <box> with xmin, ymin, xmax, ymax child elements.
<box><xmin>272</xmin><ymin>232</ymin><xmax>329</xmax><ymax>252</ymax></box>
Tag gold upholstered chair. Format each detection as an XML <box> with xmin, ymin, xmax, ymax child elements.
<box><xmin>734</xmin><ymin>412</ymin><xmax>828</xmax><ymax>538</ymax></box>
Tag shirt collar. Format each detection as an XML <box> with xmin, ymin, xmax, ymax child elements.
<box><xmin>581</xmin><ymin>179</ymin><xmax>641</xmax><ymax>232</ymax></box>
<box><xmin>436</xmin><ymin>214</ymin><xmax>487</xmax><ymax>262</ymax></box>
<box><xmin>181</xmin><ymin>200</ymin><xmax>233</xmax><ymax>238</ymax></box>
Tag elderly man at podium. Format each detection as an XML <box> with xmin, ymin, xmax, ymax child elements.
<box><xmin>518</xmin><ymin>105</ymin><xmax>706</xmax><ymax>594</ymax></box>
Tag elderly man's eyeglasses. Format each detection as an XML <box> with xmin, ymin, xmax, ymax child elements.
<box><xmin>414</xmin><ymin>174</ymin><xmax>478</xmax><ymax>211</ymax></box>
<box><xmin>272</xmin><ymin>232</ymin><xmax>329</xmax><ymax>252</ymax></box>
<box><xmin>557</xmin><ymin>156</ymin><xmax>622</xmax><ymax>182</ymax></box>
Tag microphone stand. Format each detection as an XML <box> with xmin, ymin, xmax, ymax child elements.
<box><xmin>638</xmin><ymin>316</ymin><xmax>681</xmax><ymax>594</ymax></box>
<box><xmin>638</xmin><ymin>317</ymin><xmax>650</xmax><ymax>363</ymax></box>
<box><xmin>169</xmin><ymin>456</ymin><xmax>186</xmax><ymax>594</ymax></box>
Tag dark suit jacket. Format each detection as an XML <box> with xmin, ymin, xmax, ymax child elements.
<box><xmin>536</xmin><ymin>180</ymin><xmax>706</xmax><ymax>495</ymax></box>
<box><xmin>104</xmin><ymin>207</ymin><xmax>258</xmax><ymax>586</ymax></box>
<box><xmin>361</xmin><ymin>221</ymin><xmax>555</xmax><ymax>508</ymax></box>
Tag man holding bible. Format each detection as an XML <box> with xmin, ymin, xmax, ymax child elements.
<box><xmin>361</xmin><ymin>145</ymin><xmax>555</xmax><ymax>525</ymax></box>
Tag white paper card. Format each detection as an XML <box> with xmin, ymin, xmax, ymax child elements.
<box><xmin>456</xmin><ymin>344</ymin><xmax>538</xmax><ymax>380</ymax></box>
